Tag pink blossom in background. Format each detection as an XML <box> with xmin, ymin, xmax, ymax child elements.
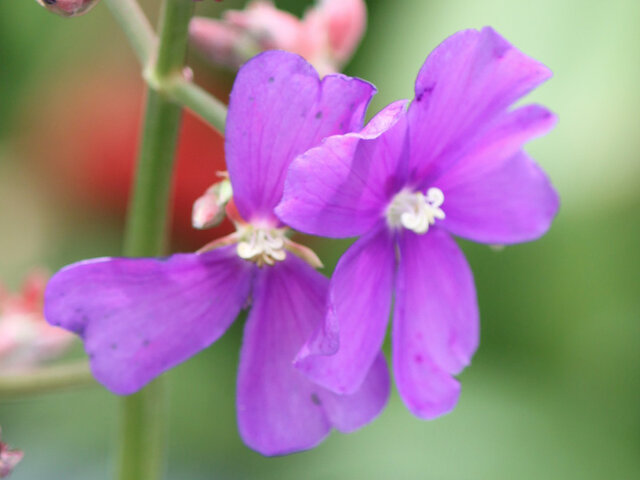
<box><xmin>0</xmin><ymin>428</ymin><xmax>23</xmax><ymax>479</ymax></box>
<box><xmin>190</xmin><ymin>0</ymin><xmax>366</xmax><ymax>75</ymax></box>
<box><xmin>0</xmin><ymin>272</ymin><xmax>73</xmax><ymax>370</ymax></box>
<box><xmin>304</xmin><ymin>0</ymin><xmax>367</xmax><ymax>68</ymax></box>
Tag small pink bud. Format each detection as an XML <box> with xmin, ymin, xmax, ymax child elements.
<box><xmin>0</xmin><ymin>272</ymin><xmax>74</xmax><ymax>369</ymax></box>
<box><xmin>192</xmin><ymin>176</ymin><xmax>233</xmax><ymax>230</ymax></box>
<box><xmin>35</xmin><ymin>0</ymin><xmax>101</xmax><ymax>17</ymax></box>
<box><xmin>0</xmin><ymin>429</ymin><xmax>23</xmax><ymax>478</ymax></box>
<box><xmin>182</xmin><ymin>67</ymin><xmax>194</xmax><ymax>83</ymax></box>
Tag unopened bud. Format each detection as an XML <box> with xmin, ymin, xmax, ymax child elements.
<box><xmin>0</xmin><ymin>428</ymin><xmax>23</xmax><ymax>479</ymax></box>
<box><xmin>192</xmin><ymin>177</ymin><xmax>233</xmax><ymax>230</ymax></box>
<box><xmin>35</xmin><ymin>0</ymin><xmax>101</xmax><ymax>17</ymax></box>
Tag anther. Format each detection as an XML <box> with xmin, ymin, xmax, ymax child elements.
<box><xmin>236</xmin><ymin>227</ymin><xmax>287</xmax><ymax>267</ymax></box>
<box><xmin>386</xmin><ymin>187</ymin><xmax>445</xmax><ymax>234</ymax></box>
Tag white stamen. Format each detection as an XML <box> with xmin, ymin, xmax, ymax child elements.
<box><xmin>236</xmin><ymin>226</ymin><xmax>287</xmax><ymax>266</ymax></box>
<box><xmin>386</xmin><ymin>187</ymin><xmax>445</xmax><ymax>234</ymax></box>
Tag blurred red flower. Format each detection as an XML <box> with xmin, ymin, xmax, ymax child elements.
<box><xmin>26</xmin><ymin>64</ymin><xmax>233</xmax><ymax>250</ymax></box>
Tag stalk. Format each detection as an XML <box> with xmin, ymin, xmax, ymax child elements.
<box><xmin>115</xmin><ymin>1</ymin><xmax>195</xmax><ymax>479</ymax></box>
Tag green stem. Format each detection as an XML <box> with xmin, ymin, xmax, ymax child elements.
<box><xmin>117</xmin><ymin>380</ymin><xmax>166</xmax><ymax>480</ymax></box>
<box><xmin>0</xmin><ymin>362</ymin><xmax>94</xmax><ymax>399</ymax></box>
<box><xmin>117</xmin><ymin>2</ymin><xmax>195</xmax><ymax>480</ymax></box>
<box><xmin>122</xmin><ymin>89</ymin><xmax>183</xmax><ymax>256</ymax></box>
<box><xmin>166</xmin><ymin>79</ymin><xmax>227</xmax><ymax>133</ymax></box>
<box><xmin>105</xmin><ymin>0</ymin><xmax>227</xmax><ymax>135</ymax></box>
<box><xmin>104</xmin><ymin>0</ymin><xmax>155</xmax><ymax>64</ymax></box>
<box><xmin>153</xmin><ymin>0</ymin><xmax>194</xmax><ymax>79</ymax></box>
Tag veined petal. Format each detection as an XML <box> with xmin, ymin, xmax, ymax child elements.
<box><xmin>276</xmin><ymin>101</ymin><xmax>409</xmax><ymax>238</ymax></box>
<box><xmin>424</xmin><ymin>104</ymin><xmax>556</xmax><ymax>186</ymax></box>
<box><xmin>438</xmin><ymin>151</ymin><xmax>559</xmax><ymax>244</ymax></box>
<box><xmin>295</xmin><ymin>226</ymin><xmax>395</xmax><ymax>394</ymax></box>
<box><xmin>237</xmin><ymin>255</ymin><xmax>389</xmax><ymax>456</ymax></box>
<box><xmin>408</xmin><ymin>27</ymin><xmax>552</xmax><ymax>181</ymax></box>
<box><xmin>44</xmin><ymin>248</ymin><xmax>252</xmax><ymax>395</ymax></box>
<box><xmin>226</xmin><ymin>50</ymin><xmax>375</xmax><ymax>224</ymax></box>
<box><xmin>393</xmin><ymin>229</ymin><xmax>478</xmax><ymax>419</ymax></box>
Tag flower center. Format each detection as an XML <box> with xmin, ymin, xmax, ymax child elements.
<box><xmin>193</xmin><ymin>179</ymin><xmax>323</xmax><ymax>269</ymax></box>
<box><xmin>386</xmin><ymin>187</ymin><xmax>445</xmax><ymax>234</ymax></box>
<box><xmin>236</xmin><ymin>226</ymin><xmax>288</xmax><ymax>267</ymax></box>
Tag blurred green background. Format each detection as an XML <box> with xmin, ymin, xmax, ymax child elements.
<box><xmin>1</xmin><ymin>0</ymin><xmax>638</xmax><ymax>478</ymax></box>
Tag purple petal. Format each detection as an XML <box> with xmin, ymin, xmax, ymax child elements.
<box><xmin>319</xmin><ymin>353</ymin><xmax>390</xmax><ymax>433</ymax></box>
<box><xmin>226</xmin><ymin>50</ymin><xmax>376</xmax><ymax>224</ymax></box>
<box><xmin>393</xmin><ymin>229</ymin><xmax>478</xmax><ymax>419</ymax></box>
<box><xmin>408</xmin><ymin>27</ymin><xmax>552</xmax><ymax>181</ymax></box>
<box><xmin>424</xmin><ymin>104</ymin><xmax>556</xmax><ymax>186</ymax></box>
<box><xmin>236</xmin><ymin>255</ymin><xmax>389</xmax><ymax>456</ymax></box>
<box><xmin>295</xmin><ymin>227</ymin><xmax>395</xmax><ymax>394</ymax></box>
<box><xmin>44</xmin><ymin>248</ymin><xmax>253</xmax><ymax>395</ymax></box>
<box><xmin>276</xmin><ymin>101</ymin><xmax>409</xmax><ymax>238</ymax></box>
<box><xmin>438</xmin><ymin>151</ymin><xmax>559</xmax><ymax>244</ymax></box>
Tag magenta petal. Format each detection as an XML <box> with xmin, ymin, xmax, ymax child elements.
<box><xmin>295</xmin><ymin>227</ymin><xmax>395</xmax><ymax>394</ymax></box>
<box><xmin>393</xmin><ymin>353</ymin><xmax>460</xmax><ymax>421</ymax></box>
<box><xmin>408</xmin><ymin>27</ymin><xmax>552</xmax><ymax>180</ymax></box>
<box><xmin>425</xmin><ymin>104</ymin><xmax>556</xmax><ymax>186</ymax></box>
<box><xmin>276</xmin><ymin>101</ymin><xmax>409</xmax><ymax>238</ymax></box>
<box><xmin>237</xmin><ymin>255</ymin><xmax>388</xmax><ymax>456</ymax></box>
<box><xmin>226</xmin><ymin>50</ymin><xmax>375</xmax><ymax>223</ymax></box>
<box><xmin>44</xmin><ymin>248</ymin><xmax>252</xmax><ymax>395</ymax></box>
<box><xmin>318</xmin><ymin>353</ymin><xmax>390</xmax><ymax>433</ymax></box>
<box><xmin>393</xmin><ymin>229</ymin><xmax>478</xmax><ymax>419</ymax></box>
<box><xmin>236</xmin><ymin>257</ymin><xmax>331</xmax><ymax>455</ymax></box>
<box><xmin>438</xmin><ymin>151</ymin><xmax>559</xmax><ymax>244</ymax></box>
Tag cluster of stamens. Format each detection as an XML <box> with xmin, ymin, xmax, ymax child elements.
<box><xmin>194</xmin><ymin>176</ymin><xmax>323</xmax><ymax>269</ymax></box>
<box><xmin>386</xmin><ymin>187</ymin><xmax>445</xmax><ymax>234</ymax></box>
<box><xmin>236</xmin><ymin>226</ymin><xmax>288</xmax><ymax>267</ymax></box>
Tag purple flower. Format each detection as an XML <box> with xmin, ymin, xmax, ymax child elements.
<box><xmin>44</xmin><ymin>51</ymin><xmax>390</xmax><ymax>455</ymax></box>
<box><xmin>276</xmin><ymin>28</ymin><xmax>559</xmax><ymax>419</ymax></box>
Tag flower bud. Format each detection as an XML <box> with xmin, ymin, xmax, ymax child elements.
<box><xmin>0</xmin><ymin>272</ymin><xmax>74</xmax><ymax>369</ymax></box>
<box><xmin>192</xmin><ymin>177</ymin><xmax>233</xmax><ymax>230</ymax></box>
<box><xmin>35</xmin><ymin>0</ymin><xmax>100</xmax><ymax>18</ymax></box>
<box><xmin>0</xmin><ymin>428</ymin><xmax>23</xmax><ymax>478</ymax></box>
